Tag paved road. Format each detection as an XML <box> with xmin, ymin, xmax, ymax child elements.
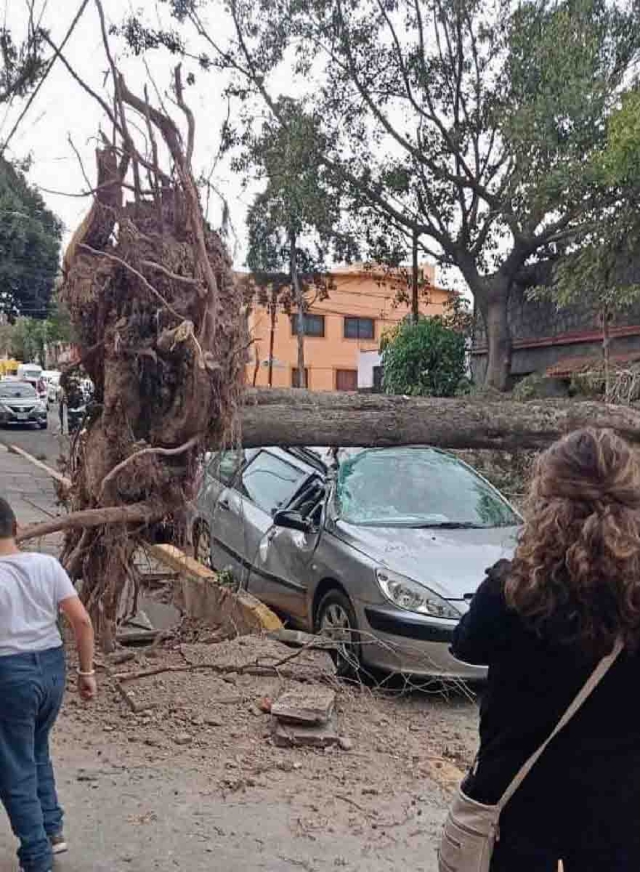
<box><xmin>0</xmin><ymin>406</ymin><xmax>69</xmax><ymax>467</ymax></box>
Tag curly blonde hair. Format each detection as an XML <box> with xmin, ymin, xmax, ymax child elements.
<box><xmin>506</xmin><ymin>427</ymin><xmax>640</xmax><ymax>655</ymax></box>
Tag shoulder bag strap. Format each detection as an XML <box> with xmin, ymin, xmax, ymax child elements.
<box><xmin>497</xmin><ymin>636</ymin><xmax>624</xmax><ymax>812</ymax></box>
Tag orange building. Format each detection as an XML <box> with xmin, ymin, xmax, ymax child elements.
<box><xmin>245</xmin><ymin>263</ymin><xmax>453</xmax><ymax>391</ymax></box>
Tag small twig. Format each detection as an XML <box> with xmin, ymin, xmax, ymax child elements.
<box><xmin>99</xmin><ymin>435</ymin><xmax>199</xmax><ymax>500</ymax></box>
<box><xmin>103</xmin><ymin>663</ymin><xmax>154</xmax><ymax>714</ymax></box>
<box><xmin>335</xmin><ymin>794</ymin><xmax>370</xmax><ymax>815</ymax></box>
<box><xmin>78</xmin><ymin>244</ymin><xmax>185</xmax><ymax>321</ymax></box>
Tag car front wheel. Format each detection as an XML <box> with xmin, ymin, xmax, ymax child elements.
<box><xmin>315</xmin><ymin>588</ymin><xmax>360</xmax><ymax>677</ymax></box>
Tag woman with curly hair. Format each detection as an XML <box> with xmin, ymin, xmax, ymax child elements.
<box><xmin>451</xmin><ymin>427</ymin><xmax>640</xmax><ymax>871</ymax></box>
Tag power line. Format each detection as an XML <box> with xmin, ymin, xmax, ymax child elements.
<box><xmin>1</xmin><ymin>0</ymin><xmax>91</xmax><ymax>156</ymax></box>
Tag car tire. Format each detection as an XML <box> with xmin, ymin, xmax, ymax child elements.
<box><xmin>315</xmin><ymin>588</ymin><xmax>361</xmax><ymax>677</ymax></box>
<box><xmin>40</xmin><ymin>421</ymin><xmax>48</xmax><ymax>430</ymax></box>
<box><xmin>193</xmin><ymin>520</ymin><xmax>213</xmax><ymax>569</ymax></box>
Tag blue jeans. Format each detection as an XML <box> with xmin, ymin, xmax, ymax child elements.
<box><xmin>0</xmin><ymin>646</ymin><xmax>65</xmax><ymax>872</ymax></box>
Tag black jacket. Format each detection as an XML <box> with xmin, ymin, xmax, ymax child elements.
<box><xmin>451</xmin><ymin>561</ymin><xmax>640</xmax><ymax>847</ymax></box>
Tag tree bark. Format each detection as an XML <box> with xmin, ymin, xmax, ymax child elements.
<box><xmin>411</xmin><ymin>229</ymin><xmax>419</xmax><ymax>324</ymax></box>
<box><xmin>602</xmin><ymin>305</ymin><xmax>612</xmax><ymax>402</ymax></box>
<box><xmin>240</xmin><ymin>388</ymin><xmax>640</xmax><ymax>451</ymax></box>
<box><xmin>483</xmin><ymin>275</ymin><xmax>512</xmax><ymax>391</ymax></box>
<box><xmin>268</xmin><ymin>287</ymin><xmax>277</xmax><ymax>388</ymax></box>
<box><xmin>290</xmin><ymin>229</ymin><xmax>306</xmax><ymax>388</ymax></box>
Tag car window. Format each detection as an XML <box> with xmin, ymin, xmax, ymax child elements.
<box><xmin>0</xmin><ymin>383</ymin><xmax>37</xmax><ymax>399</ymax></box>
<box><xmin>238</xmin><ymin>451</ymin><xmax>308</xmax><ymax>515</ymax></box>
<box><xmin>336</xmin><ymin>447</ymin><xmax>520</xmax><ymax>529</ymax></box>
<box><xmin>211</xmin><ymin>449</ymin><xmax>247</xmax><ymax>485</ymax></box>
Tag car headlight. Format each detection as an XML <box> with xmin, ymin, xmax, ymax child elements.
<box><xmin>36</xmin><ymin>402</ymin><xmax>46</xmax><ymax>412</ymax></box>
<box><xmin>376</xmin><ymin>568</ymin><xmax>461</xmax><ymax>619</ymax></box>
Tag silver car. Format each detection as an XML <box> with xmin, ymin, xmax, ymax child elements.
<box><xmin>192</xmin><ymin>446</ymin><xmax>521</xmax><ymax>679</ymax></box>
<box><xmin>0</xmin><ymin>380</ymin><xmax>48</xmax><ymax>429</ymax></box>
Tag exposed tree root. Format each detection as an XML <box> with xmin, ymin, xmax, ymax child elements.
<box><xmin>58</xmin><ymin>4</ymin><xmax>244</xmax><ymax>650</ymax></box>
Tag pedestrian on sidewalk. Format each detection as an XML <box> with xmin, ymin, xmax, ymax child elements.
<box><xmin>450</xmin><ymin>428</ymin><xmax>640</xmax><ymax>871</ymax></box>
<box><xmin>0</xmin><ymin>497</ymin><xmax>95</xmax><ymax>872</ymax></box>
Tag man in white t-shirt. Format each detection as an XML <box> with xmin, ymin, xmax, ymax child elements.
<box><xmin>0</xmin><ymin>497</ymin><xmax>96</xmax><ymax>872</ymax></box>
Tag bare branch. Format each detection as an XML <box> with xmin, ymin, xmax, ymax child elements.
<box><xmin>17</xmin><ymin>501</ymin><xmax>164</xmax><ymax>543</ymax></box>
<box><xmin>99</xmin><ymin>436</ymin><xmax>199</xmax><ymax>500</ymax></box>
<box><xmin>174</xmin><ymin>63</ymin><xmax>195</xmax><ymax>166</ymax></box>
<box><xmin>78</xmin><ymin>243</ymin><xmax>186</xmax><ymax>320</ymax></box>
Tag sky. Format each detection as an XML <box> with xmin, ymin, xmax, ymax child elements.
<box><xmin>2</xmin><ymin>0</ymin><xmax>455</xmax><ymax>294</ymax></box>
<box><xmin>3</xmin><ymin>0</ymin><xmax>251</xmax><ymax>261</ymax></box>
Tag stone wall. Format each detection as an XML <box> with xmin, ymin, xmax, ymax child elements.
<box><xmin>471</xmin><ymin>287</ymin><xmax>640</xmax><ymax>382</ymax></box>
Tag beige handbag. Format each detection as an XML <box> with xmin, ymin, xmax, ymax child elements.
<box><xmin>438</xmin><ymin>638</ymin><xmax>623</xmax><ymax>872</ymax></box>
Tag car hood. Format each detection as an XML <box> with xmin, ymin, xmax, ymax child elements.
<box><xmin>0</xmin><ymin>397</ymin><xmax>38</xmax><ymax>408</ymax></box>
<box><xmin>334</xmin><ymin>520</ymin><xmax>520</xmax><ymax>601</ymax></box>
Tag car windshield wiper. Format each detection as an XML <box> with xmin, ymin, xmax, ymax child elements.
<box><xmin>414</xmin><ymin>521</ymin><xmax>486</xmax><ymax>529</ymax></box>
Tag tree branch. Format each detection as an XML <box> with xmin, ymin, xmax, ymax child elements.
<box><xmin>99</xmin><ymin>436</ymin><xmax>199</xmax><ymax>500</ymax></box>
<box><xmin>17</xmin><ymin>501</ymin><xmax>164</xmax><ymax>543</ymax></box>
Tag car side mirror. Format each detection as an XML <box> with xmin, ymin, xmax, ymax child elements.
<box><xmin>273</xmin><ymin>510</ymin><xmax>312</xmax><ymax>533</ymax></box>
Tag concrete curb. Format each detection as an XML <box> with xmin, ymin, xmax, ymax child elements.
<box><xmin>4</xmin><ymin>441</ymin><xmax>71</xmax><ymax>488</ymax></box>
<box><xmin>149</xmin><ymin>543</ymin><xmax>283</xmax><ymax>634</ymax></box>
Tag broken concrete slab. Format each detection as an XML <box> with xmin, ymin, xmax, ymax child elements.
<box><xmin>180</xmin><ymin>636</ymin><xmax>336</xmax><ymax>683</ymax></box>
<box><xmin>148</xmin><ymin>543</ymin><xmax>283</xmax><ymax>635</ymax></box>
<box><xmin>271</xmin><ymin>687</ymin><xmax>336</xmax><ymax>725</ymax></box>
<box><xmin>271</xmin><ymin>714</ymin><xmax>340</xmax><ymax>749</ymax></box>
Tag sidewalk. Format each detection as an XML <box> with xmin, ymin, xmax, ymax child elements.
<box><xmin>0</xmin><ymin>444</ymin><xmax>60</xmax><ymax>527</ymax></box>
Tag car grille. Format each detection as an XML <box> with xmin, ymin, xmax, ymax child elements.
<box><xmin>6</xmin><ymin>406</ymin><xmax>35</xmax><ymax>414</ymax></box>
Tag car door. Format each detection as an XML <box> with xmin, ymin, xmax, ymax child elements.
<box><xmin>249</xmin><ymin>474</ymin><xmax>327</xmax><ymax>623</ymax></box>
<box><xmin>200</xmin><ymin>448</ymin><xmax>253</xmax><ymax>578</ymax></box>
<box><xmin>214</xmin><ymin>449</ymin><xmax>310</xmax><ymax>594</ymax></box>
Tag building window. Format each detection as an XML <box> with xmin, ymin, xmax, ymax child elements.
<box><xmin>336</xmin><ymin>369</ymin><xmax>358</xmax><ymax>391</ymax></box>
<box><xmin>291</xmin><ymin>314</ymin><xmax>325</xmax><ymax>337</ymax></box>
<box><xmin>292</xmin><ymin>367</ymin><xmax>309</xmax><ymax>388</ymax></box>
<box><xmin>344</xmin><ymin>317</ymin><xmax>375</xmax><ymax>340</ymax></box>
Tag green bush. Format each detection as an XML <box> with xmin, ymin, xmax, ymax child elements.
<box><xmin>381</xmin><ymin>316</ymin><xmax>466</xmax><ymax>397</ymax></box>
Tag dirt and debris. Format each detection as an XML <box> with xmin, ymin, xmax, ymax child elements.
<box><xmin>62</xmin><ymin>625</ymin><xmax>478</xmax><ymax>811</ymax></box>
<box><xmin>272</xmin><ymin>687</ymin><xmax>337</xmax><ymax>725</ymax></box>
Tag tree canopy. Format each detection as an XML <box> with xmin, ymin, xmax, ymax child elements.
<box><xmin>0</xmin><ymin>157</ymin><xmax>63</xmax><ymax>318</ymax></box>
<box><xmin>117</xmin><ymin>0</ymin><xmax>640</xmax><ymax>390</ymax></box>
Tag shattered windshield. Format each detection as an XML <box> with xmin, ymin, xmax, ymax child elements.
<box><xmin>336</xmin><ymin>448</ymin><xmax>520</xmax><ymax>529</ymax></box>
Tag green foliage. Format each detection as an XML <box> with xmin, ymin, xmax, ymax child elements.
<box><xmin>0</xmin><ymin>25</ymin><xmax>48</xmax><ymax>105</ymax></box>
<box><xmin>242</xmin><ymin>101</ymin><xmax>357</xmax><ymax>279</ymax></box>
<box><xmin>9</xmin><ymin>305</ymin><xmax>72</xmax><ymax>366</ymax></box>
<box><xmin>0</xmin><ymin>158</ymin><xmax>62</xmax><ymax>317</ymax></box>
<box><xmin>537</xmin><ymin>86</ymin><xmax>640</xmax><ymax>319</ymax></box>
<box><xmin>118</xmin><ymin>0</ymin><xmax>640</xmax><ymax>388</ymax></box>
<box><xmin>512</xmin><ymin>373</ymin><xmax>552</xmax><ymax>401</ymax></box>
<box><xmin>381</xmin><ymin>317</ymin><xmax>466</xmax><ymax>398</ymax></box>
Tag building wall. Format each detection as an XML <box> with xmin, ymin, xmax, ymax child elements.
<box><xmin>247</xmin><ymin>265</ymin><xmax>452</xmax><ymax>391</ymax></box>
<box><xmin>357</xmin><ymin>349</ymin><xmax>382</xmax><ymax>390</ymax></box>
<box><xmin>471</xmin><ymin>286</ymin><xmax>640</xmax><ymax>382</ymax></box>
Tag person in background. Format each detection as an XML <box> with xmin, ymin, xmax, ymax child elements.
<box><xmin>0</xmin><ymin>497</ymin><xmax>95</xmax><ymax>872</ymax></box>
<box><xmin>451</xmin><ymin>428</ymin><xmax>640</xmax><ymax>871</ymax></box>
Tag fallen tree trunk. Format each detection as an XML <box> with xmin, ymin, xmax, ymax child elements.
<box><xmin>240</xmin><ymin>389</ymin><xmax>640</xmax><ymax>451</ymax></box>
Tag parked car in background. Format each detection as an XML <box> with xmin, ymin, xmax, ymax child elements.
<box><xmin>0</xmin><ymin>380</ymin><xmax>48</xmax><ymax>429</ymax></box>
<box><xmin>41</xmin><ymin>370</ymin><xmax>62</xmax><ymax>405</ymax></box>
<box><xmin>16</xmin><ymin>363</ymin><xmax>47</xmax><ymax>403</ymax></box>
<box><xmin>192</xmin><ymin>445</ymin><xmax>521</xmax><ymax>680</ymax></box>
